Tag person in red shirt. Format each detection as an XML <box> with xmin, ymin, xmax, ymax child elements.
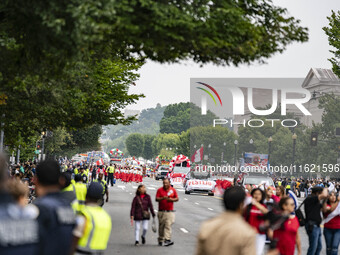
<box><xmin>274</xmin><ymin>196</ymin><xmax>301</xmax><ymax>255</ymax></box>
<box><xmin>244</xmin><ymin>188</ymin><xmax>268</xmax><ymax>255</ymax></box>
<box><xmin>322</xmin><ymin>191</ymin><xmax>340</xmax><ymax>255</ymax></box>
<box><xmin>156</xmin><ymin>178</ymin><xmax>179</xmax><ymax>247</ymax></box>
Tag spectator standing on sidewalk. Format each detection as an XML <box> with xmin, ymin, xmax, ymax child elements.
<box><xmin>305</xmin><ymin>186</ymin><xmax>328</xmax><ymax>255</ymax></box>
<box><xmin>156</xmin><ymin>178</ymin><xmax>178</xmax><ymax>246</ymax></box>
<box><xmin>130</xmin><ymin>184</ymin><xmax>155</xmax><ymax>246</ymax></box>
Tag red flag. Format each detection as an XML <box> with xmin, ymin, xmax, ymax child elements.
<box><xmin>191</xmin><ymin>146</ymin><xmax>203</xmax><ymax>163</ymax></box>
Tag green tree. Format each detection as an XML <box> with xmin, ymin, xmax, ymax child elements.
<box><xmin>324</xmin><ymin>11</ymin><xmax>340</xmax><ymax>77</ymax></box>
<box><xmin>160</xmin><ymin>102</ymin><xmax>217</xmax><ymax>133</ymax></box>
<box><xmin>125</xmin><ymin>133</ymin><xmax>144</xmax><ymax>157</ymax></box>
<box><xmin>0</xmin><ymin>0</ymin><xmax>309</xmax><ymax>150</ymax></box>
<box><xmin>189</xmin><ymin>126</ymin><xmax>237</xmax><ymax>164</ymax></box>
<box><xmin>142</xmin><ymin>134</ymin><xmax>156</xmax><ymax>160</ymax></box>
<box><xmin>152</xmin><ymin>133</ymin><xmax>180</xmax><ymax>155</ymax></box>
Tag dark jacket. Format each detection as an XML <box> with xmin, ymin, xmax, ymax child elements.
<box><xmin>130</xmin><ymin>194</ymin><xmax>155</xmax><ymax>221</ymax></box>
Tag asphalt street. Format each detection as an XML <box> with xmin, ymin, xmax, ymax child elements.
<box><xmin>104</xmin><ymin>178</ymin><xmax>327</xmax><ymax>255</ymax></box>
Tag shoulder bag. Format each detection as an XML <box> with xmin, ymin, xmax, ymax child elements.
<box><xmin>137</xmin><ymin>197</ymin><xmax>150</xmax><ymax>220</ymax></box>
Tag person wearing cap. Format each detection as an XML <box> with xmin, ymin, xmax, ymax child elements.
<box><xmin>93</xmin><ymin>170</ymin><xmax>109</xmax><ymax>206</ymax></box>
<box><xmin>74</xmin><ymin>174</ymin><xmax>87</xmax><ymax>213</ymax></box>
<box><xmin>33</xmin><ymin>159</ymin><xmax>76</xmax><ymax>255</ymax></box>
<box><xmin>70</xmin><ymin>182</ymin><xmax>112</xmax><ymax>255</ymax></box>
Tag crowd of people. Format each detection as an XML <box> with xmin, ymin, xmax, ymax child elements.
<box><xmin>3</xmin><ymin>155</ymin><xmax>340</xmax><ymax>255</ymax></box>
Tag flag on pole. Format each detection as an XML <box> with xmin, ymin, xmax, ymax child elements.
<box><xmin>191</xmin><ymin>146</ymin><xmax>203</xmax><ymax>163</ymax></box>
<box><xmin>96</xmin><ymin>158</ymin><xmax>104</xmax><ymax>165</ymax></box>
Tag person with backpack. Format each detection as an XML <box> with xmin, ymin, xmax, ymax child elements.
<box><xmin>130</xmin><ymin>184</ymin><xmax>155</xmax><ymax>246</ymax></box>
<box><xmin>304</xmin><ymin>186</ymin><xmax>328</xmax><ymax>255</ymax></box>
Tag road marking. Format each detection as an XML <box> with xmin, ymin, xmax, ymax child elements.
<box><xmin>213</xmin><ymin>196</ymin><xmax>223</xmax><ymax>200</ymax></box>
<box><xmin>132</xmin><ymin>186</ymin><xmax>137</xmax><ymax>189</ymax></box>
<box><xmin>129</xmin><ymin>193</ymin><xmax>132</xmax><ymax>195</ymax></box>
<box><xmin>177</xmin><ymin>189</ymin><xmax>185</xmax><ymax>192</ymax></box>
<box><xmin>195</xmin><ymin>202</ymin><xmax>200</xmax><ymax>205</ymax></box>
<box><xmin>180</xmin><ymin>228</ymin><xmax>189</xmax><ymax>233</ymax></box>
<box><xmin>118</xmin><ymin>185</ymin><xmax>125</xmax><ymax>190</ymax></box>
<box><xmin>148</xmin><ymin>187</ymin><xmax>156</xmax><ymax>190</ymax></box>
<box><xmin>208</xmin><ymin>208</ymin><xmax>214</xmax><ymax>211</ymax></box>
<box><xmin>184</xmin><ymin>198</ymin><xmax>188</xmax><ymax>201</ymax></box>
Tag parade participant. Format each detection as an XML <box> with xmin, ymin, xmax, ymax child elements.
<box><xmin>156</xmin><ymin>178</ymin><xmax>179</xmax><ymax>246</ymax></box>
<box><xmin>130</xmin><ymin>185</ymin><xmax>156</xmax><ymax>246</ymax></box>
<box><xmin>108</xmin><ymin>163</ymin><xmax>115</xmax><ymax>187</ymax></box>
<box><xmin>33</xmin><ymin>159</ymin><xmax>76</xmax><ymax>255</ymax></box>
<box><xmin>115</xmin><ymin>166</ymin><xmax>120</xmax><ymax>181</ymax></box>
<box><xmin>138</xmin><ymin>168</ymin><xmax>143</xmax><ymax>183</ymax></box>
<box><xmin>274</xmin><ymin>197</ymin><xmax>301</xmax><ymax>255</ymax></box>
<box><xmin>244</xmin><ymin>188</ymin><xmax>269</xmax><ymax>255</ymax></box>
<box><xmin>264</xmin><ymin>187</ymin><xmax>277</xmax><ymax>210</ymax></box>
<box><xmin>0</xmin><ymin>155</ymin><xmax>40</xmax><ymax>255</ymax></box>
<box><xmin>70</xmin><ymin>182</ymin><xmax>112</xmax><ymax>255</ymax></box>
<box><xmin>305</xmin><ymin>186</ymin><xmax>328</xmax><ymax>255</ymax></box>
<box><xmin>274</xmin><ymin>185</ymin><xmax>285</xmax><ymax>201</ymax></box>
<box><xmin>93</xmin><ymin>170</ymin><xmax>109</xmax><ymax>206</ymax></box>
<box><xmin>322</xmin><ymin>191</ymin><xmax>340</xmax><ymax>255</ymax></box>
<box><xmin>74</xmin><ymin>174</ymin><xmax>87</xmax><ymax>213</ymax></box>
<box><xmin>196</xmin><ymin>186</ymin><xmax>257</xmax><ymax>255</ymax></box>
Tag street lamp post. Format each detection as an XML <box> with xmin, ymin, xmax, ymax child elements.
<box><xmin>222</xmin><ymin>142</ymin><xmax>226</xmax><ymax>164</ymax></box>
<box><xmin>208</xmin><ymin>144</ymin><xmax>211</xmax><ymax>163</ymax></box>
<box><xmin>292</xmin><ymin>133</ymin><xmax>297</xmax><ymax>175</ymax></box>
<box><xmin>234</xmin><ymin>140</ymin><xmax>238</xmax><ymax>166</ymax></box>
<box><xmin>249</xmin><ymin>139</ymin><xmax>254</xmax><ymax>152</ymax></box>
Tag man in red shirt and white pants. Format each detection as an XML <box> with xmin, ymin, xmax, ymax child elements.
<box><xmin>156</xmin><ymin>178</ymin><xmax>179</xmax><ymax>246</ymax></box>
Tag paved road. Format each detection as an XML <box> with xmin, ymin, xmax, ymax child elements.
<box><xmin>104</xmin><ymin>178</ymin><xmax>327</xmax><ymax>255</ymax></box>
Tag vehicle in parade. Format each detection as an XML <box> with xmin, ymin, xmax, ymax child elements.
<box><xmin>167</xmin><ymin>155</ymin><xmax>191</xmax><ymax>186</ymax></box>
<box><xmin>109</xmin><ymin>148</ymin><xmax>123</xmax><ymax>164</ymax></box>
<box><xmin>240</xmin><ymin>174</ymin><xmax>275</xmax><ymax>190</ymax></box>
<box><xmin>155</xmin><ymin>165</ymin><xmax>170</xmax><ymax>180</ymax></box>
<box><xmin>184</xmin><ymin>169</ymin><xmax>215</xmax><ymax>196</ymax></box>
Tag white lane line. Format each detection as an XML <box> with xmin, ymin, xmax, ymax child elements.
<box><xmin>208</xmin><ymin>208</ymin><xmax>214</xmax><ymax>211</ymax></box>
<box><xmin>184</xmin><ymin>198</ymin><xmax>188</xmax><ymax>201</ymax></box>
<box><xmin>129</xmin><ymin>193</ymin><xmax>132</xmax><ymax>195</ymax></box>
<box><xmin>177</xmin><ymin>189</ymin><xmax>185</xmax><ymax>192</ymax></box>
<box><xmin>195</xmin><ymin>202</ymin><xmax>200</xmax><ymax>205</ymax></box>
<box><xmin>118</xmin><ymin>185</ymin><xmax>126</xmax><ymax>189</ymax></box>
<box><xmin>148</xmin><ymin>187</ymin><xmax>156</xmax><ymax>190</ymax></box>
<box><xmin>132</xmin><ymin>186</ymin><xmax>137</xmax><ymax>189</ymax></box>
<box><xmin>180</xmin><ymin>228</ymin><xmax>189</xmax><ymax>233</ymax></box>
